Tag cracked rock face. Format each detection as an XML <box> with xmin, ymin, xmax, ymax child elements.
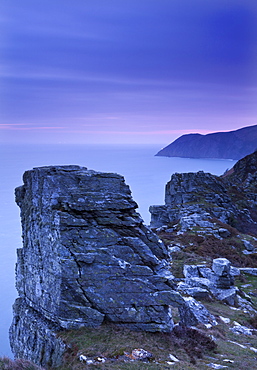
<box><xmin>10</xmin><ymin>165</ymin><xmax>177</xmax><ymax>367</ymax></box>
<box><xmin>149</xmin><ymin>171</ymin><xmax>235</xmax><ymax>229</ymax></box>
<box><xmin>149</xmin><ymin>165</ymin><xmax>257</xmax><ymax>235</ymax></box>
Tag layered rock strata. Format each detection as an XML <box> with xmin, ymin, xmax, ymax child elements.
<box><xmin>10</xmin><ymin>165</ymin><xmax>183</xmax><ymax>368</ymax></box>
<box><xmin>150</xmin><ymin>171</ymin><xmax>236</xmax><ymax>231</ymax></box>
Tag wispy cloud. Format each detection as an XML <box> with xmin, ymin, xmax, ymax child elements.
<box><xmin>0</xmin><ymin>124</ymin><xmax>66</xmax><ymax>130</ymax></box>
<box><xmin>1</xmin><ymin>1</ymin><xmax>257</xmax><ymax>144</ymax></box>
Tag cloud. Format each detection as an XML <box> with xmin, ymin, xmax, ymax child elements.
<box><xmin>0</xmin><ymin>123</ymin><xmax>66</xmax><ymax>131</ymax></box>
<box><xmin>3</xmin><ymin>0</ymin><xmax>256</xmax><ymax>83</ymax></box>
<box><xmin>1</xmin><ymin>0</ymin><xmax>257</xmax><ymax>144</ymax></box>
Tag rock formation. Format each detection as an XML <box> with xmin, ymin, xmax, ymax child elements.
<box><xmin>150</xmin><ymin>151</ymin><xmax>257</xmax><ymax>235</ymax></box>
<box><xmin>10</xmin><ymin>165</ymin><xmax>185</xmax><ymax>368</ymax></box>
<box><xmin>178</xmin><ymin>258</ymin><xmax>238</xmax><ymax>306</ymax></box>
<box><xmin>156</xmin><ymin>124</ymin><xmax>257</xmax><ymax>160</ymax></box>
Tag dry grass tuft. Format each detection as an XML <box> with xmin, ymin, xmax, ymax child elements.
<box><xmin>170</xmin><ymin>325</ymin><xmax>217</xmax><ymax>364</ymax></box>
<box><xmin>0</xmin><ymin>357</ymin><xmax>44</xmax><ymax>370</ymax></box>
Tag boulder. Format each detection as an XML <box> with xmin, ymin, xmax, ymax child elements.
<box><xmin>239</xmin><ymin>268</ymin><xmax>257</xmax><ymax>276</ymax></box>
<box><xmin>211</xmin><ymin>258</ymin><xmax>234</xmax><ymax>289</ymax></box>
<box><xmin>218</xmin><ymin>228</ymin><xmax>231</xmax><ymax>238</ymax></box>
<box><xmin>181</xmin><ymin>259</ymin><xmax>237</xmax><ymax>305</ymax></box>
<box><xmin>230</xmin><ymin>322</ymin><xmax>254</xmax><ymax>335</ymax></box>
<box><xmin>186</xmin><ymin>277</ymin><xmax>213</xmax><ymax>290</ymax></box>
<box><xmin>168</xmin><ymin>245</ymin><xmax>181</xmax><ymax>256</ymax></box>
<box><xmin>179</xmin><ymin>297</ymin><xmax>217</xmax><ymax>327</ymax></box>
<box><xmin>183</xmin><ymin>265</ymin><xmax>202</xmax><ymax>279</ymax></box>
<box><xmin>230</xmin><ymin>266</ymin><xmax>241</xmax><ymax>276</ymax></box>
<box><xmin>183</xmin><ymin>264</ymin><xmax>212</xmax><ymax>280</ymax></box>
<box><xmin>211</xmin><ymin>287</ymin><xmax>238</xmax><ymax>306</ymax></box>
<box><xmin>243</xmin><ymin>239</ymin><xmax>255</xmax><ymax>252</ymax></box>
<box><xmin>212</xmin><ymin>258</ymin><xmax>231</xmax><ymax>276</ymax></box>
<box><xmin>177</xmin><ymin>283</ymin><xmax>210</xmax><ymax>300</ymax></box>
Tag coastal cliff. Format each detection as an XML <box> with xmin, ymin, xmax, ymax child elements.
<box><xmin>156</xmin><ymin>124</ymin><xmax>257</xmax><ymax>160</ymax></box>
<box><xmin>10</xmin><ymin>165</ymin><xmax>183</xmax><ymax>368</ymax></box>
<box><xmin>150</xmin><ymin>150</ymin><xmax>257</xmax><ymax>236</ymax></box>
<box><xmin>10</xmin><ymin>155</ymin><xmax>257</xmax><ymax>368</ymax></box>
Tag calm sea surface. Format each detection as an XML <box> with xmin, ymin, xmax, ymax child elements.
<box><xmin>0</xmin><ymin>143</ymin><xmax>236</xmax><ymax>357</ymax></box>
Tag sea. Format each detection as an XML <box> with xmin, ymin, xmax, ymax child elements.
<box><xmin>0</xmin><ymin>143</ymin><xmax>236</xmax><ymax>357</ymax></box>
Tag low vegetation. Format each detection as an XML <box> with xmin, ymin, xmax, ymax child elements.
<box><xmin>50</xmin><ymin>223</ymin><xmax>257</xmax><ymax>369</ymax></box>
<box><xmin>5</xmin><ymin>221</ymin><xmax>257</xmax><ymax>369</ymax></box>
<box><xmin>50</xmin><ymin>272</ymin><xmax>257</xmax><ymax>370</ymax></box>
<box><xmin>0</xmin><ymin>357</ymin><xmax>43</xmax><ymax>370</ymax></box>
<box><xmin>55</xmin><ymin>323</ymin><xmax>216</xmax><ymax>369</ymax></box>
<box><xmin>157</xmin><ymin>222</ymin><xmax>257</xmax><ymax>280</ymax></box>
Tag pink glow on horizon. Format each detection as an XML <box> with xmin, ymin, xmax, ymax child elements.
<box><xmin>0</xmin><ymin>124</ymin><xmax>66</xmax><ymax>130</ymax></box>
<box><xmin>0</xmin><ymin>124</ymin><xmax>252</xmax><ymax>135</ymax></box>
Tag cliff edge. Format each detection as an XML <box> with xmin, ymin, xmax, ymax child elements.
<box><xmin>10</xmin><ymin>165</ymin><xmax>183</xmax><ymax>368</ymax></box>
<box><xmin>150</xmin><ymin>150</ymin><xmax>257</xmax><ymax>235</ymax></box>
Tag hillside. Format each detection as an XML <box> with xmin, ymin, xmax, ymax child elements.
<box><xmin>48</xmin><ymin>151</ymin><xmax>257</xmax><ymax>368</ymax></box>
<box><xmin>7</xmin><ymin>152</ymin><xmax>257</xmax><ymax>369</ymax></box>
<box><xmin>156</xmin><ymin>124</ymin><xmax>257</xmax><ymax>160</ymax></box>
<box><xmin>151</xmin><ymin>150</ymin><xmax>257</xmax><ymax>237</ymax></box>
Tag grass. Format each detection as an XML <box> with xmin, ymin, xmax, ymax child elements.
<box><xmin>159</xmin><ymin>225</ymin><xmax>257</xmax><ymax>280</ymax></box>
<box><xmin>6</xmin><ymin>221</ymin><xmax>257</xmax><ymax>369</ymax></box>
<box><xmin>5</xmin><ymin>280</ymin><xmax>257</xmax><ymax>369</ymax></box>
<box><xmin>55</xmin><ymin>309</ymin><xmax>257</xmax><ymax>369</ymax></box>
<box><xmin>53</xmin><ymin>244</ymin><xmax>257</xmax><ymax>370</ymax></box>
<box><xmin>0</xmin><ymin>357</ymin><xmax>43</xmax><ymax>370</ymax></box>
<box><xmin>56</xmin><ymin>323</ymin><xmax>217</xmax><ymax>369</ymax></box>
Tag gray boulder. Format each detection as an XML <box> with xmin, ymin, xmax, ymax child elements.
<box><xmin>230</xmin><ymin>322</ymin><xmax>255</xmax><ymax>335</ymax></box>
<box><xmin>211</xmin><ymin>287</ymin><xmax>238</xmax><ymax>306</ymax></box>
<box><xmin>181</xmin><ymin>259</ymin><xmax>237</xmax><ymax>305</ymax></box>
<box><xmin>179</xmin><ymin>297</ymin><xmax>217</xmax><ymax>327</ymax></box>
<box><xmin>243</xmin><ymin>239</ymin><xmax>255</xmax><ymax>252</ymax></box>
<box><xmin>239</xmin><ymin>268</ymin><xmax>257</xmax><ymax>276</ymax></box>
<box><xmin>218</xmin><ymin>228</ymin><xmax>231</xmax><ymax>238</ymax></box>
<box><xmin>177</xmin><ymin>283</ymin><xmax>210</xmax><ymax>300</ymax></box>
<box><xmin>212</xmin><ymin>258</ymin><xmax>234</xmax><ymax>289</ymax></box>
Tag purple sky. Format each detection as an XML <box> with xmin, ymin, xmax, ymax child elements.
<box><xmin>1</xmin><ymin>0</ymin><xmax>257</xmax><ymax>144</ymax></box>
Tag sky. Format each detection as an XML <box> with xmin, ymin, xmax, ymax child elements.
<box><xmin>1</xmin><ymin>0</ymin><xmax>257</xmax><ymax>145</ymax></box>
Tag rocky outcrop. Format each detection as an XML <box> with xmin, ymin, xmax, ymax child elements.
<box><xmin>150</xmin><ymin>171</ymin><xmax>233</xmax><ymax>228</ymax></box>
<box><xmin>223</xmin><ymin>148</ymin><xmax>257</xmax><ymax>184</ymax></box>
<box><xmin>178</xmin><ymin>258</ymin><xmax>238</xmax><ymax>306</ymax></box>
<box><xmin>10</xmin><ymin>165</ymin><xmax>186</xmax><ymax>368</ymax></box>
<box><xmin>156</xmin><ymin>124</ymin><xmax>257</xmax><ymax>160</ymax></box>
<box><xmin>178</xmin><ymin>297</ymin><xmax>217</xmax><ymax>327</ymax></box>
<box><xmin>150</xmin><ymin>151</ymin><xmax>257</xmax><ymax>235</ymax></box>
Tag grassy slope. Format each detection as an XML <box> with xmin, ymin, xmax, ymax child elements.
<box><xmin>55</xmin><ymin>290</ymin><xmax>257</xmax><ymax>370</ymax></box>
<box><xmin>4</xmin><ymin>227</ymin><xmax>257</xmax><ymax>369</ymax></box>
<box><xmin>54</xmin><ymin>228</ymin><xmax>257</xmax><ymax>370</ymax></box>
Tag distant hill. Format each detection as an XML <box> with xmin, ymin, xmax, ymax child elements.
<box><xmin>156</xmin><ymin>124</ymin><xmax>257</xmax><ymax>160</ymax></box>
